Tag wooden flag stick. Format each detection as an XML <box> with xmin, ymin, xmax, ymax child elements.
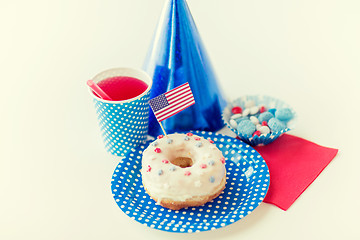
<box><xmin>159</xmin><ymin>122</ymin><xmax>167</xmax><ymax>136</ymax></box>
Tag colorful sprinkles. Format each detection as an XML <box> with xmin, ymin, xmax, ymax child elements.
<box><xmin>184</xmin><ymin>171</ymin><xmax>191</xmax><ymax>176</ymax></box>
<box><xmin>113</xmin><ymin>131</ymin><xmax>270</xmax><ymax>233</ymax></box>
<box><xmin>146</xmin><ymin>134</ymin><xmax>227</xmax><ymax>195</ymax></box>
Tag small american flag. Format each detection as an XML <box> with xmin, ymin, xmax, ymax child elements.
<box><xmin>148</xmin><ymin>82</ymin><xmax>195</xmax><ymax>122</ymax></box>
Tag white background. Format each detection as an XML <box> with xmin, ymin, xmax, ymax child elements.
<box><xmin>1</xmin><ymin>0</ymin><xmax>360</xmax><ymax>239</ymax></box>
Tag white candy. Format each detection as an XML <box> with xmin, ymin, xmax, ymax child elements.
<box><xmin>245</xmin><ymin>100</ymin><xmax>256</xmax><ymax>108</ymax></box>
<box><xmin>256</xmin><ymin>124</ymin><xmax>262</xmax><ymax>130</ymax></box>
<box><xmin>242</xmin><ymin>108</ymin><xmax>250</xmax><ymax>116</ymax></box>
<box><xmin>230</xmin><ymin>119</ymin><xmax>238</xmax><ymax>129</ymax></box>
<box><xmin>250</xmin><ymin>106</ymin><xmax>259</xmax><ymax>115</ymax></box>
<box><xmin>250</xmin><ymin>116</ymin><xmax>259</xmax><ymax>125</ymax></box>
<box><xmin>230</xmin><ymin>113</ymin><xmax>242</xmax><ymax>120</ymax></box>
<box><xmin>259</xmin><ymin>126</ymin><xmax>271</xmax><ymax>134</ymax></box>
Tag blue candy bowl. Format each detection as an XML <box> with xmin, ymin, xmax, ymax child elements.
<box><xmin>222</xmin><ymin>95</ymin><xmax>296</xmax><ymax>146</ymax></box>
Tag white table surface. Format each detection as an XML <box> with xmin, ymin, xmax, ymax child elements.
<box><xmin>1</xmin><ymin>0</ymin><xmax>359</xmax><ymax>239</ymax></box>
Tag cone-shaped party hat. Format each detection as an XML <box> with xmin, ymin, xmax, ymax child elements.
<box><xmin>143</xmin><ymin>0</ymin><xmax>227</xmax><ymax>137</ymax></box>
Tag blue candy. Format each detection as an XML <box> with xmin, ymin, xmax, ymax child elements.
<box><xmin>234</xmin><ymin>116</ymin><xmax>249</xmax><ymax>124</ymax></box>
<box><xmin>258</xmin><ymin>112</ymin><xmax>274</xmax><ymax>123</ymax></box>
<box><xmin>268</xmin><ymin>118</ymin><xmax>286</xmax><ymax>132</ymax></box>
<box><xmin>268</xmin><ymin>108</ymin><xmax>277</xmax><ymax>116</ymax></box>
<box><xmin>237</xmin><ymin>119</ymin><xmax>256</xmax><ymax>136</ymax></box>
<box><xmin>275</xmin><ymin>108</ymin><xmax>293</xmax><ymax>122</ymax></box>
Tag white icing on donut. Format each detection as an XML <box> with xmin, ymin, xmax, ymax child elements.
<box><xmin>141</xmin><ymin>133</ymin><xmax>226</xmax><ymax>202</ymax></box>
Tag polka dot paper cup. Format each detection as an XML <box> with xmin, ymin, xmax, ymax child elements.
<box><xmin>222</xmin><ymin>95</ymin><xmax>296</xmax><ymax>146</ymax></box>
<box><xmin>89</xmin><ymin>68</ymin><xmax>152</xmax><ymax>157</ymax></box>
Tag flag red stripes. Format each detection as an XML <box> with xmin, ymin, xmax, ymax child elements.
<box><xmin>150</xmin><ymin>83</ymin><xmax>195</xmax><ymax>122</ymax></box>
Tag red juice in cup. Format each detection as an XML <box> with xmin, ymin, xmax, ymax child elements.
<box><xmin>88</xmin><ymin>67</ymin><xmax>152</xmax><ymax>157</ymax></box>
<box><xmin>95</xmin><ymin>76</ymin><xmax>148</xmax><ymax>101</ymax></box>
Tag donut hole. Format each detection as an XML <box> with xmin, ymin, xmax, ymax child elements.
<box><xmin>170</xmin><ymin>157</ymin><xmax>193</xmax><ymax>168</ymax></box>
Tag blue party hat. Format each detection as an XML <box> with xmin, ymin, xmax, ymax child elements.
<box><xmin>143</xmin><ymin>0</ymin><xmax>227</xmax><ymax>137</ymax></box>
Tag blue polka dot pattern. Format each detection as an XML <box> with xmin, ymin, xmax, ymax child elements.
<box><xmin>93</xmin><ymin>90</ymin><xmax>150</xmax><ymax>157</ymax></box>
<box><xmin>111</xmin><ymin>131</ymin><xmax>270</xmax><ymax>233</ymax></box>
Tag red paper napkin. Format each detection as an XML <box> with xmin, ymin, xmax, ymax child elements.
<box><xmin>253</xmin><ymin>134</ymin><xmax>338</xmax><ymax>211</ymax></box>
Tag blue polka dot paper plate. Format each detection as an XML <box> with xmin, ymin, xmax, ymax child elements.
<box><xmin>111</xmin><ymin>131</ymin><xmax>270</xmax><ymax>233</ymax></box>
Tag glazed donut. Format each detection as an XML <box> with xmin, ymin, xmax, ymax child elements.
<box><xmin>141</xmin><ymin>133</ymin><xmax>226</xmax><ymax>210</ymax></box>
